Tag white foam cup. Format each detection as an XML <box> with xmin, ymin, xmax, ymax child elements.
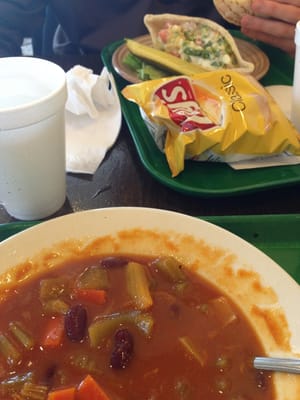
<box><xmin>0</xmin><ymin>57</ymin><xmax>67</xmax><ymax>220</ymax></box>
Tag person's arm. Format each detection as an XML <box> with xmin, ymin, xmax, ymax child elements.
<box><xmin>241</xmin><ymin>0</ymin><xmax>300</xmax><ymax>56</ymax></box>
<box><xmin>0</xmin><ymin>0</ymin><xmax>48</xmax><ymax>57</ymax></box>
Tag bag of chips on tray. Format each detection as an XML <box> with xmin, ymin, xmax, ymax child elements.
<box><xmin>122</xmin><ymin>70</ymin><xmax>300</xmax><ymax>177</ymax></box>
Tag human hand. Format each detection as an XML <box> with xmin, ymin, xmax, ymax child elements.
<box><xmin>240</xmin><ymin>0</ymin><xmax>300</xmax><ymax>56</ymax></box>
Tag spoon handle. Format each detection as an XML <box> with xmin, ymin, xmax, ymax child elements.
<box><xmin>254</xmin><ymin>357</ymin><xmax>300</xmax><ymax>374</ymax></box>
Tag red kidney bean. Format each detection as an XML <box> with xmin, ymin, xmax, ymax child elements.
<box><xmin>110</xmin><ymin>328</ymin><xmax>134</xmax><ymax>369</ymax></box>
<box><xmin>64</xmin><ymin>304</ymin><xmax>87</xmax><ymax>342</ymax></box>
<box><xmin>100</xmin><ymin>256</ymin><xmax>129</xmax><ymax>268</ymax></box>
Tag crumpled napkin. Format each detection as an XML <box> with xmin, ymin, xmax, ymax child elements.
<box><xmin>65</xmin><ymin>65</ymin><xmax>121</xmax><ymax>174</ymax></box>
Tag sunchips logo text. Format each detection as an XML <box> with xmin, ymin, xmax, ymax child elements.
<box><xmin>221</xmin><ymin>74</ymin><xmax>246</xmax><ymax>112</ymax></box>
<box><xmin>154</xmin><ymin>77</ymin><xmax>216</xmax><ymax>132</ymax></box>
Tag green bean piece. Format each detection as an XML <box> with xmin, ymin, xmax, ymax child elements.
<box><xmin>126</xmin><ymin>262</ymin><xmax>153</xmax><ymax>310</ymax></box>
<box><xmin>54</xmin><ymin>368</ymin><xmax>70</xmax><ymax>387</ymax></box>
<box><xmin>179</xmin><ymin>336</ymin><xmax>207</xmax><ymax>367</ymax></box>
<box><xmin>20</xmin><ymin>382</ymin><xmax>48</xmax><ymax>400</ymax></box>
<box><xmin>215</xmin><ymin>355</ymin><xmax>231</xmax><ymax>371</ymax></box>
<box><xmin>174</xmin><ymin>281</ymin><xmax>188</xmax><ymax>294</ymax></box>
<box><xmin>152</xmin><ymin>256</ymin><xmax>187</xmax><ymax>284</ymax></box>
<box><xmin>8</xmin><ymin>321</ymin><xmax>34</xmax><ymax>350</ymax></box>
<box><xmin>0</xmin><ymin>333</ymin><xmax>21</xmax><ymax>367</ymax></box>
<box><xmin>0</xmin><ymin>372</ymin><xmax>33</xmax><ymax>396</ymax></box>
<box><xmin>76</xmin><ymin>266</ymin><xmax>110</xmax><ymax>290</ymax></box>
<box><xmin>68</xmin><ymin>352</ymin><xmax>103</xmax><ymax>375</ymax></box>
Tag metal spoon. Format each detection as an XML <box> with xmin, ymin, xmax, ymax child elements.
<box><xmin>254</xmin><ymin>357</ymin><xmax>300</xmax><ymax>374</ymax></box>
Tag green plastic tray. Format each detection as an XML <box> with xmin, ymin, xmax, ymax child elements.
<box><xmin>1</xmin><ymin>214</ymin><xmax>300</xmax><ymax>283</ymax></box>
<box><xmin>101</xmin><ymin>32</ymin><xmax>300</xmax><ymax>197</ymax></box>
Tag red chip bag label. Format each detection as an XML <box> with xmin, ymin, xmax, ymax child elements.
<box><xmin>154</xmin><ymin>77</ymin><xmax>216</xmax><ymax>132</ymax></box>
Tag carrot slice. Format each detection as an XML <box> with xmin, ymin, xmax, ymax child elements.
<box><xmin>77</xmin><ymin>375</ymin><xmax>110</xmax><ymax>400</ymax></box>
<box><xmin>74</xmin><ymin>289</ymin><xmax>107</xmax><ymax>305</ymax></box>
<box><xmin>47</xmin><ymin>386</ymin><xmax>76</xmax><ymax>400</ymax></box>
<box><xmin>41</xmin><ymin>316</ymin><xmax>64</xmax><ymax>348</ymax></box>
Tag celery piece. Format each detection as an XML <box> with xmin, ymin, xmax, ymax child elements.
<box><xmin>208</xmin><ymin>296</ymin><xmax>237</xmax><ymax>328</ymax></box>
<box><xmin>39</xmin><ymin>277</ymin><xmax>69</xmax><ymax>302</ymax></box>
<box><xmin>126</xmin><ymin>262</ymin><xmax>153</xmax><ymax>310</ymax></box>
<box><xmin>179</xmin><ymin>336</ymin><xmax>207</xmax><ymax>367</ymax></box>
<box><xmin>9</xmin><ymin>321</ymin><xmax>34</xmax><ymax>350</ymax></box>
<box><xmin>89</xmin><ymin>317</ymin><xmax>122</xmax><ymax>348</ymax></box>
<box><xmin>152</xmin><ymin>256</ymin><xmax>187</xmax><ymax>283</ymax></box>
<box><xmin>0</xmin><ymin>333</ymin><xmax>21</xmax><ymax>367</ymax></box>
<box><xmin>133</xmin><ymin>312</ymin><xmax>154</xmax><ymax>338</ymax></box>
<box><xmin>39</xmin><ymin>277</ymin><xmax>70</xmax><ymax>315</ymax></box>
<box><xmin>88</xmin><ymin>314</ymin><xmax>130</xmax><ymax>347</ymax></box>
<box><xmin>20</xmin><ymin>382</ymin><xmax>48</xmax><ymax>400</ymax></box>
<box><xmin>88</xmin><ymin>311</ymin><xmax>153</xmax><ymax>347</ymax></box>
<box><xmin>76</xmin><ymin>266</ymin><xmax>110</xmax><ymax>290</ymax></box>
<box><xmin>42</xmin><ymin>299</ymin><xmax>70</xmax><ymax>315</ymax></box>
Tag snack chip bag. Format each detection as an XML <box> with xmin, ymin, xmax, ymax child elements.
<box><xmin>122</xmin><ymin>70</ymin><xmax>300</xmax><ymax>177</ymax></box>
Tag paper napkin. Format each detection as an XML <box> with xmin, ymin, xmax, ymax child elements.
<box><xmin>65</xmin><ymin>65</ymin><xmax>122</xmax><ymax>174</ymax></box>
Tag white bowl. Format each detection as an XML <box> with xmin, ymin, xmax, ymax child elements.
<box><xmin>1</xmin><ymin>207</ymin><xmax>300</xmax><ymax>398</ymax></box>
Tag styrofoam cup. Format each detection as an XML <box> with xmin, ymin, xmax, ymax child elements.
<box><xmin>0</xmin><ymin>57</ymin><xmax>67</xmax><ymax>220</ymax></box>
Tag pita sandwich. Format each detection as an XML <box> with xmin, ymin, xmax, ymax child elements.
<box><xmin>144</xmin><ymin>13</ymin><xmax>254</xmax><ymax>74</ymax></box>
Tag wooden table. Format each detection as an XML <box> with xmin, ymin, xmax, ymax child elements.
<box><xmin>1</xmin><ymin>53</ymin><xmax>300</xmax><ymax>224</ymax></box>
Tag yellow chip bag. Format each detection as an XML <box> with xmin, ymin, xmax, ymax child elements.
<box><xmin>122</xmin><ymin>70</ymin><xmax>300</xmax><ymax>177</ymax></box>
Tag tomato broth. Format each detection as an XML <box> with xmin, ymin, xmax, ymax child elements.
<box><xmin>0</xmin><ymin>253</ymin><xmax>274</xmax><ymax>400</ymax></box>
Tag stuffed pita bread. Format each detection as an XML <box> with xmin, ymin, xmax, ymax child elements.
<box><xmin>144</xmin><ymin>13</ymin><xmax>254</xmax><ymax>74</ymax></box>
